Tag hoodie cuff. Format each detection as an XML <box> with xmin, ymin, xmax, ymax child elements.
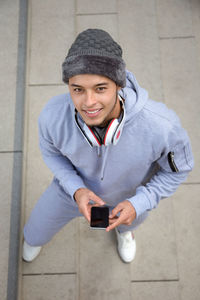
<box><xmin>127</xmin><ymin>192</ymin><xmax>150</xmax><ymax>218</ymax></box>
<box><xmin>60</xmin><ymin>176</ymin><xmax>87</xmax><ymax>200</ymax></box>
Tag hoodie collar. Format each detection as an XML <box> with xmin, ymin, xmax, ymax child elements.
<box><xmin>119</xmin><ymin>70</ymin><xmax>149</xmax><ymax>122</ymax></box>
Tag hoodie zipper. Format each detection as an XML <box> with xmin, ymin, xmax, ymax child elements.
<box><xmin>168</xmin><ymin>151</ymin><xmax>179</xmax><ymax>173</ymax></box>
<box><xmin>97</xmin><ymin>147</ymin><xmax>101</xmax><ymax>157</ymax></box>
<box><xmin>99</xmin><ymin>146</ymin><xmax>109</xmax><ymax>180</ymax></box>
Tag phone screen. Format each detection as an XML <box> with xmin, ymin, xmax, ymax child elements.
<box><xmin>90</xmin><ymin>206</ymin><xmax>109</xmax><ymax>229</ymax></box>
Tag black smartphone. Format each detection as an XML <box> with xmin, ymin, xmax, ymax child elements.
<box><xmin>90</xmin><ymin>206</ymin><xmax>109</xmax><ymax>229</ymax></box>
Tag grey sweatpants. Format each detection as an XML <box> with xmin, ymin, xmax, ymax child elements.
<box><xmin>24</xmin><ymin>178</ymin><xmax>148</xmax><ymax>246</ymax></box>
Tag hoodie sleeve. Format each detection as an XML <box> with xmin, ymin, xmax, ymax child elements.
<box><xmin>127</xmin><ymin>123</ymin><xmax>194</xmax><ymax>218</ymax></box>
<box><xmin>38</xmin><ymin>114</ymin><xmax>87</xmax><ymax>199</ymax></box>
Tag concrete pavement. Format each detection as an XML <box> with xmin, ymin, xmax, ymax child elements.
<box><xmin>1</xmin><ymin>0</ymin><xmax>200</xmax><ymax>299</ymax></box>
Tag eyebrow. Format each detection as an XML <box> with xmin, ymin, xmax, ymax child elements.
<box><xmin>95</xmin><ymin>83</ymin><xmax>109</xmax><ymax>86</ymax></box>
<box><xmin>70</xmin><ymin>82</ymin><xmax>109</xmax><ymax>88</ymax></box>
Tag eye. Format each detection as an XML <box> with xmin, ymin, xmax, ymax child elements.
<box><xmin>96</xmin><ymin>86</ymin><xmax>107</xmax><ymax>92</ymax></box>
<box><xmin>73</xmin><ymin>88</ymin><xmax>82</xmax><ymax>93</ymax></box>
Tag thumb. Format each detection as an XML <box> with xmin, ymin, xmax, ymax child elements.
<box><xmin>109</xmin><ymin>204</ymin><xmax>122</xmax><ymax>218</ymax></box>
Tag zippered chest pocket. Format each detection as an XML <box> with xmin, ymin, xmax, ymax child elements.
<box><xmin>158</xmin><ymin>142</ymin><xmax>193</xmax><ymax>173</ymax></box>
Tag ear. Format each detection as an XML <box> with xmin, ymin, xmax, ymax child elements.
<box><xmin>116</xmin><ymin>85</ymin><xmax>121</xmax><ymax>92</ymax></box>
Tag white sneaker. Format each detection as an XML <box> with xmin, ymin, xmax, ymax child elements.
<box><xmin>115</xmin><ymin>228</ymin><xmax>136</xmax><ymax>263</ymax></box>
<box><xmin>22</xmin><ymin>241</ymin><xmax>42</xmax><ymax>262</ymax></box>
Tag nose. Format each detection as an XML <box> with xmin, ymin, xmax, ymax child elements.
<box><xmin>84</xmin><ymin>91</ymin><xmax>97</xmax><ymax>107</ymax></box>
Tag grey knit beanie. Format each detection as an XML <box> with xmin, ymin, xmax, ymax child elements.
<box><xmin>62</xmin><ymin>29</ymin><xmax>126</xmax><ymax>87</ymax></box>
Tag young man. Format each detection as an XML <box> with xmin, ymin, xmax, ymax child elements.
<box><xmin>23</xmin><ymin>29</ymin><xmax>194</xmax><ymax>263</ymax></box>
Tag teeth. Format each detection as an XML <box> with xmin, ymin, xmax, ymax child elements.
<box><xmin>86</xmin><ymin>109</ymin><xmax>100</xmax><ymax>114</ymax></box>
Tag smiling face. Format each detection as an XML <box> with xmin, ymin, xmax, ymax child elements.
<box><xmin>68</xmin><ymin>74</ymin><xmax>121</xmax><ymax>127</ymax></box>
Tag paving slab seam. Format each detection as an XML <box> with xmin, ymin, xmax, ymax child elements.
<box><xmin>76</xmin><ymin>12</ymin><xmax>118</xmax><ymax>16</ymax></box>
<box><xmin>131</xmin><ymin>279</ymin><xmax>179</xmax><ymax>283</ymax></box>
<box><xmin>6</xmin><ymin>0</ymin><xmax>28</xmax><ymax>300</ymax></box>
<box><xmin>23</xmin><ymin>272</ymin><xmax>77</xmax><ymax>276</ymax></box>
<box><xmin>159</xmin><ymin>36</ymin><xmax>195</xmax><ymax>40</ymax></box>
<box><xmin>29</xmin><ymin>83</ymin><xmax>65</xmax><ymax>87</ymax></box>
<box><xmin>0</xmin><ymin>151</ymin><xmax>22</xmax><ymax>154</ymax></box>
<box><xmin>183</xmin><ymin>182</ymin><xmax>200</xmax><ymax>185</ymax></box>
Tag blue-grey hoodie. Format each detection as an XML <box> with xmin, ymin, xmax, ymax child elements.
<box><xmin>38</xmin><ymin>71</ymin><xmax>194</xmax><ymax>217</ymax></box>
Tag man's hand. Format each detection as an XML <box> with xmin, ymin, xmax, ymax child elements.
<box><xmin>106</xmin><ymin>200</ymin><xmax>136</xmax><ymax>232</ymax></box>
<box><xmin>74</xmin><ymin>188</ymin><xmax>105</xmax><ymax>223</ymax></box>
